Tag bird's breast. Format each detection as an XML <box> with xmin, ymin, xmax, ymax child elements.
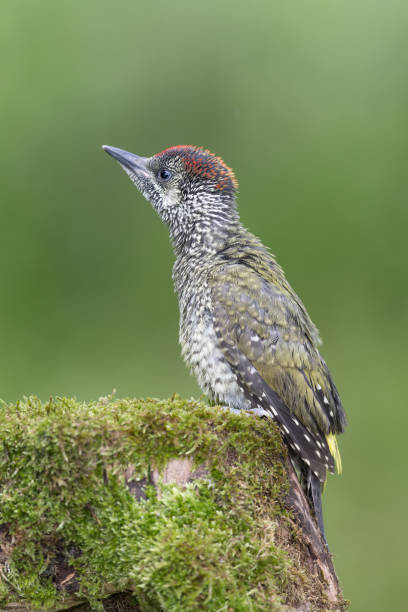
<box><xmin>177</xmin><ymin>277</ymin><xmax>250</xmax><ymax>411</ymax></box>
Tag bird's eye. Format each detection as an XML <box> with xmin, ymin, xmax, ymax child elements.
<box><xmin>158</xmin><ymin>168</ymin><xmax>172</xmax><ymax>181</ymax></box>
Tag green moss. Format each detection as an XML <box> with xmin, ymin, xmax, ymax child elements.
<box><xmin>0</xmin><ymin>396</ymin><xmax>305</xmax><ymax>611</ymax></box>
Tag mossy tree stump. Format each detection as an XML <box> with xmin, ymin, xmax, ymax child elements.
<box><xmin>0</xmin><ymin>397</ymin><xmax>346</xmax><ymax>611</ymax></box>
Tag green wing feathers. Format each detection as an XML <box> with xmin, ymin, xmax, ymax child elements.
<box><xmin>210</xmin><ymin>256</ymin><xmax>346</xmax><ymax>476</ymax></box>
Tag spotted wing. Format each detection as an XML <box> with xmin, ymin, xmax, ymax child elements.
<box><xmin>209</xmin><ymin>264</ymin><xmax>346</xmax><ymax>481</ymax></box>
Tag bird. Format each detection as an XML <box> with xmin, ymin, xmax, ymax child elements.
<box><xmin>102</xmin><ymin>143</ymin><xmax>347</xmax><ymax>543</ymax></box>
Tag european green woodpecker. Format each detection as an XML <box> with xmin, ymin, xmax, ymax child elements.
<box><xmin>103</xmin><ymin>144</ymin><xmax>347</xmax><ymax>543</ymax></box>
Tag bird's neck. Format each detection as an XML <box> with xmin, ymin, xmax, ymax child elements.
<box><xmin>169</xmin><ymin>197</ymin><xmax>241</xmax><ymax>261</ymax></box>
<box><xmin>172</xmin><ymin>219</ymin><xmax>286</xmax><ymax>288</ymax></box>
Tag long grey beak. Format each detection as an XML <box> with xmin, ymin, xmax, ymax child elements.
<box><xmin>102</xmin><ymin>145</ymin><xmax>149</xmax><ymax>175</ymax></box>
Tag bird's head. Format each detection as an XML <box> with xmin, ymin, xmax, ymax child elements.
<box><xmin>103</xmin><ymin>144</ymin><xmax>239</xmax><ymax>250</ymax></box>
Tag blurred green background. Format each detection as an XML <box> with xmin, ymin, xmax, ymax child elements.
<box><xmin>1</xmin><ymin>1</ymin><xmax>407</xmax><ymax>609</ymax></box>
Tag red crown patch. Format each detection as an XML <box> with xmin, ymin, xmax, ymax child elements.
<box><xmin>155</xmin><ymin>145</ymin><xmax>238</xmax><ymax>192</ymax></box>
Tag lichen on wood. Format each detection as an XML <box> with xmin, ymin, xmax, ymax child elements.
<box><xmin>0</xmin><ymin>396</ymin><xmax>347</xmax><ymax>611</ymax></box>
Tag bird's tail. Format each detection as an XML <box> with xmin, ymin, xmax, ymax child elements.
<box><xmin>293</xmin><ymin>459</ymin><xmax>328</xmax><ymax>545</ymax></box>
<box><xmin>309</xmin><ymin>471</ymin><xmax>327</xmax><ymax>545</ymax></box>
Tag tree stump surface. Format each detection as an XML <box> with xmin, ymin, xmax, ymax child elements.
<box><xmin>0</xmin><ymin>396</ymin><xmax>347</xmax><ymax>611</ymax></box>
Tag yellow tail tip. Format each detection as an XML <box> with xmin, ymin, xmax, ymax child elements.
<box><xmin>326</xmin><ymin>433</ymin><xmax>342</xmax><ymax>474</ymax></box>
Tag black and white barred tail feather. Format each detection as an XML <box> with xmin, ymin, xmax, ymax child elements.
<box><xmin>310</xmin><ymin>472</ymin><xmax>326</xmax><ymax>543</ymax></box>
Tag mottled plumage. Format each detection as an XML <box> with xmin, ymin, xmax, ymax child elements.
<box><xmin>103</xmin><ymin>143</ymin><xmax>347</xmax><ymax>542</ymax></box>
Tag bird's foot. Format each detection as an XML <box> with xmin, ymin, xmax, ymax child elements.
<box><xmin>218</xmin><ymin>405</ymin><xmax>241</xmax><ymax>415</ymax></box>
<box><xmin>218</xmin><ymin>405</ymin><xmax>269</xmax><ymax>418</ymax></box>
